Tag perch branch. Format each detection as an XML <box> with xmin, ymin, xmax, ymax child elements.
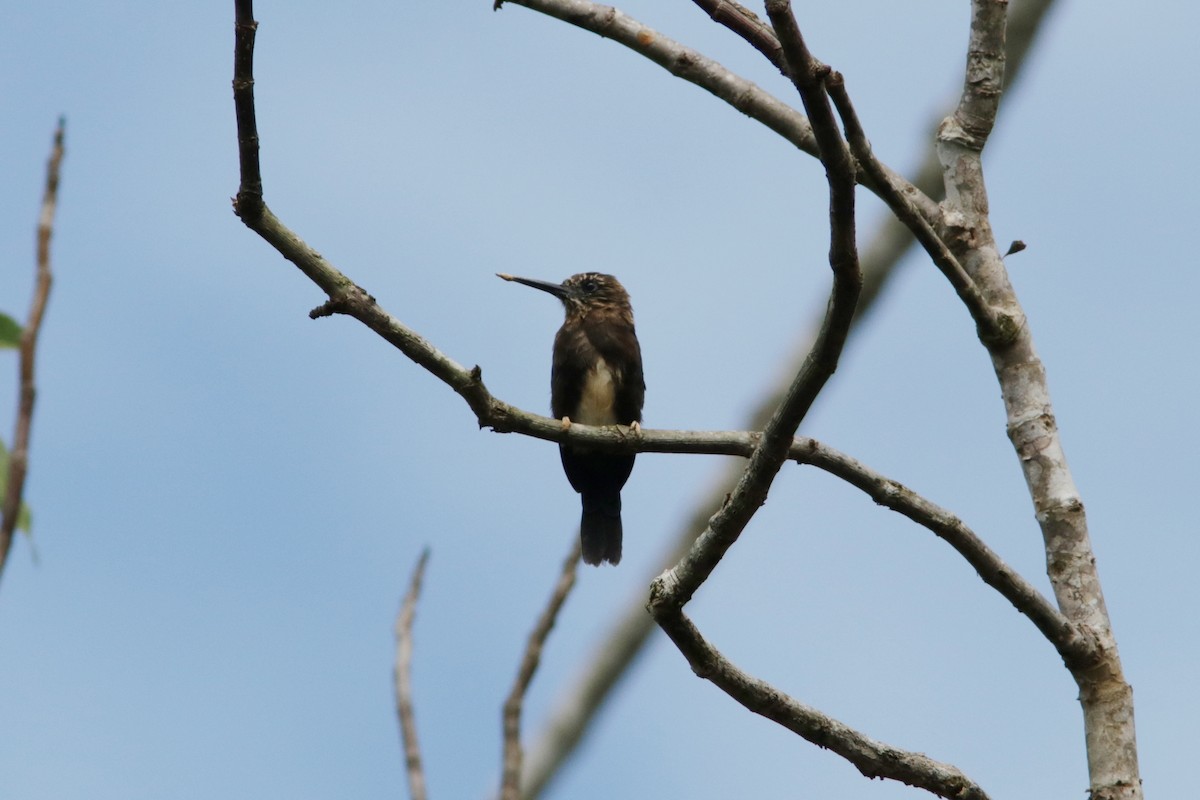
<box><xmin>0</xmin><ymin>118</ymin><xmax>64</xmax><ymax>583</ymax></box>
<box><xmin>394</xmin><ymin>549</ymin><xmax>431</xmax><ymax>800</ymax></box>
<box><xmin>501</xmin><ymin>539</ymin><xmax>581</xmax><ymax>800</ymax></box>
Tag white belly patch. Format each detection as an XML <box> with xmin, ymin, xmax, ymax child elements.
<box><xmin>575</xmin><ymin>359</ymin><xmax>619</xmax><ymax>426</ymax></box>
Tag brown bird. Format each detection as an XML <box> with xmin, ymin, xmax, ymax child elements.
<box><xmin>498</xmin><ymin>272</ymin><xmax>645</xmax><ymax>566</ymax></box>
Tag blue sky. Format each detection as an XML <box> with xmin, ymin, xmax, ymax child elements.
<box><xmin>1</xmin><ymin>1</ymin><xmax>1196</xmax><ymax>798</ymax></box>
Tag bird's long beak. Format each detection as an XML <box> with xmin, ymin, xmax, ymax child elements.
<box><xmin>496</xmin><ymin>273</ymin><xmax>568</xmax><ymax>299</ymax></box>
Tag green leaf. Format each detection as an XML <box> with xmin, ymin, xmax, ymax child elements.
<box><xmin>0</xmin><ymin>313</ymin><xmax>21</xmax><ymax>349</ymax></box>
<box><xmin>0</xmin><ymin>439</ymin><xmax>34</xmax><ymax>535</ymax></box>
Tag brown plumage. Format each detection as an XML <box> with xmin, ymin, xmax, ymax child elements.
<box><xmin>498</xmin><ymin>272</ymin><xmax>645</xmax><ymax>566</ymax></box>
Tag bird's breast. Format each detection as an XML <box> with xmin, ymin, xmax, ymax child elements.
<box><xmin>574</xmin><ymin>358</ymin><xmax>619</xmax><ymax>426</ymax></box>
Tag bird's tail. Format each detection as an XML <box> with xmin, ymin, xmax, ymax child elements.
<box><xmin>580</xmin><ymin>492</ymin><xmax>622</xmax><ymax>566</ymax></box>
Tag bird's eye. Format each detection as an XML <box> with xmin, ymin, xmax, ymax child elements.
<box><xmin>581</xmin><ymin>279</ymin><xmax>598</xmax><ymax>294</ymax></box>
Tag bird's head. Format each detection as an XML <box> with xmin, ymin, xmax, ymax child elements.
<box><xmin>497</xmin><ymin>272</ymin><xmax>632</xmax><ymax>318</ymax></box>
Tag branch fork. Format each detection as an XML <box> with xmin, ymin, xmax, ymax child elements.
<box><xmin>232</xmin><ymin>0</ymin><xmax>1139</xmax><ymax>796</ymax></box>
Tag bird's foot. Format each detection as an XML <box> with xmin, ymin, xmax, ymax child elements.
<box><xmin>560</xmin><ymin>416</ymin><xmax>572</xmax><ymax>431</ymax></box>
<box><xmin>629</xmin><ymin>420</ymin><xmax>641</xmax><ymax>434</ymax></box>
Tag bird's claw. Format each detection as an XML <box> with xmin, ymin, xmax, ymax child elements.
<box><xmin>560</xmin><ymin>416</ymin><xmax>572</xmax><ymax>431</ymax></box>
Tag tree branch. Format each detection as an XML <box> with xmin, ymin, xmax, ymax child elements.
<box><xmin>234</xmin><ymin>1</ymin><xmax>870</xmax><ymax>467</ymax></box>
<box><xmin>495</xmin><ymin>0</ymin><xmax>940</xmax><ymax>225</ymax></box>
<box><xmin>501</xmin><ymin>539</ymin><xmax>580</xmax><ymax>800</ymax></box>
<box><xmin>394</xmin><ymin>549</ymin><xmax>431</xmax><ymax>800</ymax></box>
<box><xmin>825</xmin><ymin>75</ymin><xmax>1013</xmax><ymax>345</ymax></box>
<box><xmin>657</xmin><ymin>609</ymin><xmax>991</xmax><ymax>800</ymax></box>
<box><xmin>500</xmin><ymin>0</ymin><xmax>819</xmax><ymax>152</ymax></box>
<box><xmin>641</xmin><ymin>7</ymin><xmax>932</xmax><ymax>789</ymax></box>
<box><xmin>932</xmin><ymin>3</ymin><xmax>1141</xmax><ymax>796</ymax></box>
<box><xmin>796</xmin><ymin>438</ymin><xmax>1095</xmax><ymax>666</ymax></box>
<box><xmin>0</xmin><ymin>117</ymin><xmax>64</xmax><ymax>584</ymax></box>
<box><xmin>689</xmin><ymin>0</ymin><xmax>782</xmax><ymax>67</ymax></box>
<box><xmin>648</xmin><ymin>0</ymin><xmax>861</xmax><ymax>615</ymax></box>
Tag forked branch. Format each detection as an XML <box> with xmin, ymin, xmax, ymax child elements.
<box><xmin>517</xmin><ymin>2</ymin><xmax>1065</xmax><ymax>793</ymax></box>
<box><xmin>231</xmin><ymin>1</ymin><xmax>1134</xmax><ymax>797</ymax></box>
<box><xmin>825</xmin><ymin>76</ymin><xmax>1012</xmax><ymax>345</ymax></box>
<box><xmin>645</xmin><ymin>5</ymin><xmax>985</xmax><ymax>796</ymax></box>
<box><xmin>228</xmin><ymin>6</ymin><xmax>1066</xmax><ymax>665</ymax></box>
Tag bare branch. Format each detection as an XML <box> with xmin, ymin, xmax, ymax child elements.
<box><xmin>643</xmin><ymin>8</ymin><xmax>972</xmax><ymax>742</ymax></box>
<box><xmin>501</xmin><ymin>0</ymin><xmax>818</xmax><ymax>152</ymax></box>
<box><xmin>657</xmin><ymin>610</ymin><xmax>991</xmax><ymax>800</ymax></box>
<box><xmin>518</xmin><ymin>3</ymin><xmax>1064</xmax><ymax>792</ymax></box>
<box><xmin>232</xmin><ymin>3</ymin><xmax>1116</xmax><ymax>795</ymax></box>
<box><xmin>232</xmin><ymin>2</ymin><xmax>262</xmax><ymax>214</ymax></box>
<box><xmin>649</xmin><ymin>0</ymin><xmax>861</xmax><ymax>612</ymax></box>
<box><xmin>501</xmin><ymin>539</ymin><xmax>581</xmax><ymax>800</ymax></box>
<box><xmin>394</xmin><ymin>549</ymin><xmax>431</xmax><ymax>800</ymax></box>
<box><xmin>519</xmin><ymin>579</ymin><xmax>657</xmax><ymax>798</ymax></box>
<box><xmin>945</xmin><ymin>0</ymin><xmax>1008</xmax><ymax>154</ymax></box>
<box><xmin>495</xmin><ymin>0</ymin><xmax>940</xmax><ymax>224</ymax></box>
<box><xmin>0</xmin><ymin>117</ymin><xmax>64</xmax><ymax>583</ymax></box>
<box><xmin>825</xmin><ymin>75</ymin><xmax>1013</xmax><ymax>345</ymax></box>
<box><xmin>233</xmin><ymin>1</ymin><xmax>870</xmax><ymax>470</ymax></box>
<box><xmin>933</xmin><ymin>2</ymin><xmax>1142</xmax><ymax>796</ymax></box>
<box><xmin>689</xmin><ymin>0</ymin><xmax>782</xmax><ymax>67</ymax></box>
<box><xmin>796</xmin><ymin>438</ymin><xmax>1096</xmax><ymax>667</ymax></box>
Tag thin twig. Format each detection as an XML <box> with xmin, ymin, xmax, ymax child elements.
<box><xmin>394</xmin><ymin>549</ymin><xmax>431</xmax><ymax>800</ymax></box>
<box><xmin>500</xmin><ymin>538</ymin><xmax>581</xmax><ymax>800</ymax></box>
<box><xmin>0</xmin><ymin>118</ymin><xmax>64</xmax><ymax>583</ymax></box>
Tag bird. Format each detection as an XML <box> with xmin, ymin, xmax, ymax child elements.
<box><xmin>497</xmin><ymin>272</ymin><xmax>645</xmax><ymax>566</ymax></box>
